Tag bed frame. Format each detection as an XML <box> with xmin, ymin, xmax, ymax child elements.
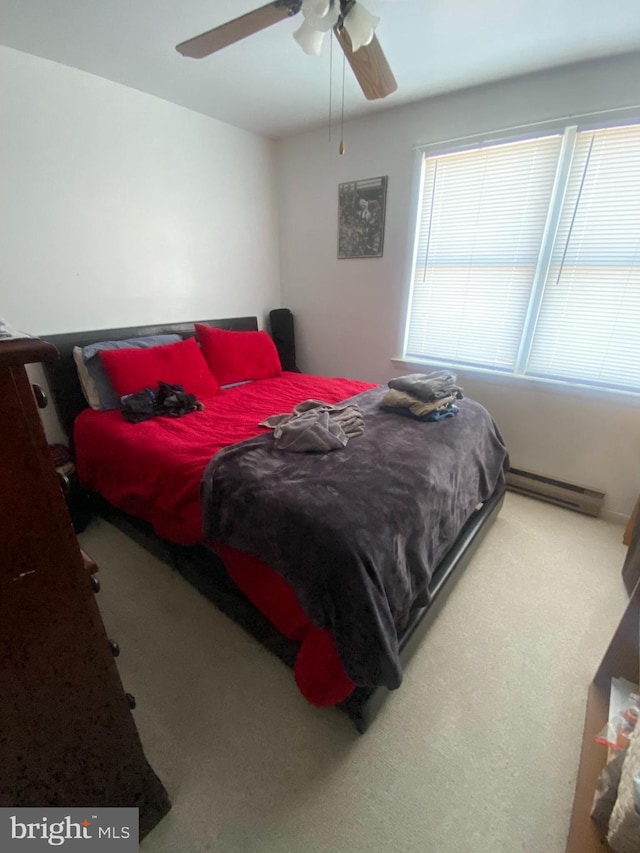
<box><xmin>43</xmin><ymin>317</ymin><xmax>506</xmax><ymax>733</ymax></box>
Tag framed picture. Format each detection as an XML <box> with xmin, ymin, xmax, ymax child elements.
<box><xmin>338</xmin><ymin>176</ymin><xmax>388</xmax><ymax>259</ymax></box>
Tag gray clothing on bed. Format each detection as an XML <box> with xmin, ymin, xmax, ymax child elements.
<box><xmin>382</xmin><ymin>389</ymin><xmax>457</xmax><ymax>417</ymax></box>
<box><xmin>260</xmin><ymin>399</ymin><xmax>364</xmax><ymax>453</ymax></box>
<box><xmin>388</xmin><ymin>371</ymin><xmax>464</xmax><ymax>402</ymax></box>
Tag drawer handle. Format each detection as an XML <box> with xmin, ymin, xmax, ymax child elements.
<box><xmin>32</xmin><ymin>384</ymin><xmax>48</xmax><ymax>409</ymax></box>
<box><xmin>109</xmin><ymin>639</ymin><xmax>121</xmax><ymax>657</ymax></box>
<box><xmin>57</xmin><ymin>472</ymin><xmax>70</xmax><ymax>495</ymax></box>
<box><xmin>125</xmin><ymin>693</ymin><xmax>136</xmax><ymax>710</ymax></box>
<box><xmin>91</xmin><ymin>575</ymin><xmax>100</xmax><ymax>594</ymax></box>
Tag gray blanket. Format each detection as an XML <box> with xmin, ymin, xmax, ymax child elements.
<box><xmin>201</xmin><ymin>386</ymin><xmax>508</xmax><ymax>690</ymax></box>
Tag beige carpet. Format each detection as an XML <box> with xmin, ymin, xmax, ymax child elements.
<box><xmin>79</xmin><ymin>493</ymin><xmax>630</xmax><ymax>853</ymax></box>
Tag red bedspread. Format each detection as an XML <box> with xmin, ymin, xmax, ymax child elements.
<box><xmin>76</xmin><ymin>372</ymin><xmax>373</xmax><ymax>545</ymax></box>
<box><xmin>75</xmin><ymin>372</ymin><xmax>375</xmax><ymax>706</ymax></box>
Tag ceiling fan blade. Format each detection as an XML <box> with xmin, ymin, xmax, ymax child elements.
<box><xmin>176</xmin><ymin>1</ymin><xmax>302</xmax><ymax>59</ymax></box>
<box><xmin>334</xmin><ymin>29</ymin><xmax>397</xmax><ymax>101</ymax></box>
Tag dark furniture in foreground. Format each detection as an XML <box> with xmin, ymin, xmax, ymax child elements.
<box><xmin>43</xmin><ymin>317</ymin><xmax>505</xmax><ymax>733</ymax></box>
<box><xmin>0</xmin><ymin>336</ymin><xmax>170</xmax><ymax>834</ymax></box>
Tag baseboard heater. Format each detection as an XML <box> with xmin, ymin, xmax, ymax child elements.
<box><xmin>505</xmin><ymin>467</ymin><xmax>605</xmax><ymax>517</ymax></box>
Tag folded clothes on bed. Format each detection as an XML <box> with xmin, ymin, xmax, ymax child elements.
<box><xmin>388</xmin><ymin>371</ymin><xmax>464</xmax><ymax>403</ymax></box>
<box><xmin>260</xmin><ymin>399</ymin><xmax>364</xmax><ymax>453</ymax></box>
<box><xmin>381</xmin><ymin>389</ymin><xmax>458</xmax><ymax>418</ymax></box>
<box><xmin>383</xmin><ymin>371</ymin><xmax>463</xmax><ymax>422</ymax></box>
<box><xmin>385</xmin><ymin>403</ymin><xmax>460</xmax><ymax>422</ymax></box>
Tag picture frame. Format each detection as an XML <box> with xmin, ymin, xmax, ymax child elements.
<box><xmin>338</xmin><ymin>176</ymin><xmax>388</xmax><ymax>259</ymax></box>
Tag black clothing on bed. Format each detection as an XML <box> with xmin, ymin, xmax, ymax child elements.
<box><xmin>121</xmin><ymin>382</ymin><xmax>204</xmax><ymax>423</ymax></box>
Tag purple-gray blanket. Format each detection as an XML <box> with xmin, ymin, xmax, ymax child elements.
<box><xmin>201</xmin><ymin>386</ymin><xmax>509</xmax><ymax>690</ymax></box>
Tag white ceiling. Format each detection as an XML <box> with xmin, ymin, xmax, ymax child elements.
<box><xmin>1</xmin><ymin>0</ymin><xmax>640</xmax><ymax>138</ymax></box>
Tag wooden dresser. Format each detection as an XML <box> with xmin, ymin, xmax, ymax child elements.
<box><xmin>566</xmin><ymin>511</ymin><xmax>640</xmax><ymax>852</ymax></box>
<box><xmin>0</xmin><ymin>337</ymin><xmax>170</xmax><ymax>837</ymax></box>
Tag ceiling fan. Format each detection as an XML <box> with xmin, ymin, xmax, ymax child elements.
<box><xmin>176</xmin><ymin>0</ymin><xmax>397</xmax><ymax>102</ymax></box>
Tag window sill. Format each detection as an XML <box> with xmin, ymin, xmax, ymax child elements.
<box><xmin>391</xmin><ymin>357</ymin><xmax>640</xmax><ymax>406</ymax></box>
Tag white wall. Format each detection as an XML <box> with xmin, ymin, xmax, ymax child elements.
<box><xmin>0</xmin><ymin>46</ymin><xmax>281</xmax><ymax>331</ymax></box>
<box><xmin>0</xmin><ymin>45</ymin><xmax>281</xmax><ymax>443</ymax></box>
<box><xmin>0</xmin><ymin>46</ymin><xmax>280</xmax><ymax>335</ymax></box>
<box><xmin>276</xmin><ymin>52</ymin><xmax>640</xmax><ymax>521</ymax></box>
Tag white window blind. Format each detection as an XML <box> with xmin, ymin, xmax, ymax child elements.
<box><xmin>406</xmin><ymin>134</ymin><xmax>563</xmax><ymax>370</ymax></box>
<box><xmin>404</xmin><ymin>120</ymin><xmax>640</xmax><ymax>394</ymax></box>
<box><xmin>527</xmin><ymin>124</ymin><xmax>640</xmax><ymax>391</ymax></box>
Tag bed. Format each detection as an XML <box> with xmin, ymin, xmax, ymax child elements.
<box><xmin>43</xmin><ymin>316</ymin><xmax>508</xmax><ymax>732</ymax></box>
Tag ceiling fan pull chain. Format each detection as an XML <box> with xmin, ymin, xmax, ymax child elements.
<box><xmin>328</xmin><ymin>29</ymin><xmax>333</xmax><ymax>142</ymax></box>
<box><xmin>339</xmin><ymin>48</ymin><xmax>346</xmax><ymax>155</ymax></box>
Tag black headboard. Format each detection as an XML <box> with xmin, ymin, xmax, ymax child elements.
<box><xmin>42</xmin><ymin>316</ymin><xmax>258</xmax><ymax>444</ymax></box>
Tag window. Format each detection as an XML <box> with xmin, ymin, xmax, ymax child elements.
<box><xmin>404</xmin><ymin>122</ymin><xmax>640</xmax><ymax>393</ymax></box>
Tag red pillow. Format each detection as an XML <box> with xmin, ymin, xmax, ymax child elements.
<box><xmin>195</xmin><ymin>324</ymin><xmax>282</xmax><ymax>386</ymax></box>
<box><xmin>99</xmin><ymin>337</ymin><xmax>219</xmax><ymax>399</ymax></box>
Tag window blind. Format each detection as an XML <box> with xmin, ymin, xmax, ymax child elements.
<box><xmin>526</xmin><ymin>124</ymin><xmax>640</xmax><ymax>391</ymax></box>
<box><xmin>405</xmin><ymin>134</ymin><xmax>563</xmax><ymax>370</ymax></box>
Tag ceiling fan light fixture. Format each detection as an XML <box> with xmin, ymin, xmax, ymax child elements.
<box><xmin>293</xmin><ymin>19</ymin><xmax>326</xmax><ymax>55</ymax></box>
<box><xmin>343</xmin><ymin>2</ymin><xmax>379</xmax><ymax>51</ymax></box>
<box><xmin>302</xmin><ymin>0</ymin><xmax>332</xmax><ymax>18</ymax></box>
<box><xmin>176</xmin><ymin>0</ymin><xmax>396</xmax><ymax>101</ymax></box>
<box><xmin>301</xmin><ymin>0</ymin><xmax>340</xmax><ymax>31</ymax></box>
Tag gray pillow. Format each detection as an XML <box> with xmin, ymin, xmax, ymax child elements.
<box><xmin>82</xmin><ymin>334</ymin><xmax>182</xmax><ymax>410</ymax></box>
<box><xmin>73</xmin><ymin>346</ymin><xmax>102</xmax><ymax>410</ymax></box>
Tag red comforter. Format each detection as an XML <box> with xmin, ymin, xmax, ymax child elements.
<box><xmin>75</xmin><ymin>372</ymin><xmax>375</xmax><ymax>706</ymax></box>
